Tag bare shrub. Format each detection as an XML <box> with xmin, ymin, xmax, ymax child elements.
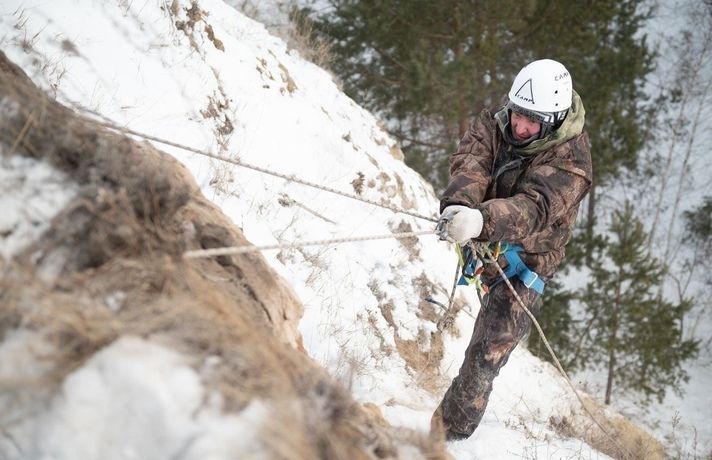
<box><xmin>284</xmin><ymin>8</ymin><xmax>334</xmax><ymax>70</ymax></box>
<box><xmin>228</xmin><ymin>1</ymin><xmax>334</xmax><ymax>71</ymax></box>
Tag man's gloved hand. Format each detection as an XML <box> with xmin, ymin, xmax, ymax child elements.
<box><xmin>436</xmin><ymin>205</ymin><xmax>483</xmax><ymax>244</ymax></box>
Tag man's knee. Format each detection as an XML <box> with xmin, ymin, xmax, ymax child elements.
<box><xmin>483</xmin><ymin>329</ymin><xmax>519</xmax><ymax>363</ymax></box>
<box><xmin>477</xmin><ymin>312</ymin><xmax>519</xmax><ymax>363</ymax></box>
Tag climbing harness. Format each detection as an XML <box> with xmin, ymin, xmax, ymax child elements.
<box><xmin>454</xmin><ymin>243</ymin><xmax>488</xmax><ymax>295</ymax></box>
<box><xmin>486</xmin><ymin>242</ymin><xmax>545</xmax><ymax>294</ymax></box>
<box><xmin>457</xmin><ymin>241</ymin><xmax>545</xmax><ymax>296</ymax></box>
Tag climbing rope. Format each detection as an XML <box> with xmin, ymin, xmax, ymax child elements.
<box><xmin>184</xmin><ymin>230</ymin><xmax>435</xmax><ymax>258</ymax></box>
<box><xmin>478</xmin><ymin>245</ymin><xmax>633</xmax><ymax>460</ymax></box>
<box><xmin>82</xmin><ymin>116</ymin><xmax>438</xmax><ymax>224</ymax></box>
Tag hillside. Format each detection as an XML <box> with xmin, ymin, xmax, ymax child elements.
<box><xmin>0</xmin><ymin>1</ymin><xmax>665</xmax><ymax>458</ymax></box>
<box><xmin>0</xmin><ymin>50</ymin><xmax>453</xmax><ymax>458</ymax></box>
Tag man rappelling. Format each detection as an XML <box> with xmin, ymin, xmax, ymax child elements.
<box><xmin>432</xmin><ymin>59</ymin><xmax>593</xmax><ymax>441</ymax></box>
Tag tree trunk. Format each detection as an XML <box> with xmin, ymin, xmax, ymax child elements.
<box><xmin>605</xmin><ymin>265</ymin><xmax>623</xmax><ymax>405</ymax></box>
<box><xmin>452</xmin><ymin>9</ymin><xmax>470</xmax><ymax>141</ymax></box>
<box><xmin>586</xmin><ymin>180</ymin><xmax>596</xmax><ymax>264</ymax></box>
<box><xmin>645</xmin><ymin>24</ymin><xmax>710</xmax><ymax>252</ymax></box>
<box><xmin>662</xmin><ymin>75</ymin><xmax>712</xmax><ymax>263</ymax></box>
<box><xmin>605</xmin><ymin>341</ymin><xmax>616</xmax><ymax>405</ymax></box>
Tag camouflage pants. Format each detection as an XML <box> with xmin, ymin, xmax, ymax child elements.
<box><xmin>432</xmin><ymin>278</ymin><xmax>542</xmax><ymax>440</ymax></box>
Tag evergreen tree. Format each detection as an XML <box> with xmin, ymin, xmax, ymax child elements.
<box><xmin>685</xmin><ymin>197</ymin><xmax>712</xmax><ymax>287</ymax></box>
<box><xmin>304</xmin><ymin>0</ymin><xmax>655</xmax><ymax>201</ymax></box>
<box><xmin>527</xmin><ymin>223</ymin><xmax>608</xmax><ymax>369</ymax></box>
<box><xmin>523</xmin><ymin>1</ymin><xmax>656</xmax><ymax>248</ymax></box>
<box><xmin>576</xmin><ymin>203</ymin><xmax>698</xmax><ymax>405</ymax></box>
<box><xmin>302</xmin><ymin>0</ymin><xmax>531</xmax><ymax>186</ymax></box>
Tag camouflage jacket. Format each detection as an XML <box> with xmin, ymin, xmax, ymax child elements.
<box><xmin>441</xmin><ymin>91</ymin><xmax>592</xmax><ymax>278</ymax></box>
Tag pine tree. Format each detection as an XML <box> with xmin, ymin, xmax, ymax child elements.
<box><xmin>528</xmin><ymin>222</ymin><xmax>608</xmax><ymax>370</ymax></box>
<box><xmin>302</xmin><ymin>0</ymin><xmax>532</xmax><ymax>186</ymax></box>
<box><xmin>523</xmin><ymin>1</ymin><xmax>656</xmax><ymax>250</ymax></box>
<box><xmin>303</xmin><ymin>0</ymin><xmax>655</xmax><ymax>199</ymax></box>
<box><xmin>576</xmin><ymin>203</ymin><xmax>698</xmax><ymax>405</ymax></box>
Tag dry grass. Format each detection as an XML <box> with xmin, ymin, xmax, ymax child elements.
<box><xmin>284</xmin><ymin>8</ymin><xmax>334</xmax><ymax>71</ymax></box>
<box><xmin>549</xmin><ymin>395</ymin><xmax>666</xmax><ymax>460</ymax></box>
<box><xmin>367</xmin><ymin>279</ymin><xmax>447</xmax><ymax>395</ymax></box>
<box><xmin>393</xmin><ymin>333</ymin><xmax>446</xmax><ymax>395</ymax></box>
<box><xmin>352</xmin><ymin>171</ymin><xmax>366</xmax><ymax>195</ymax></box>
<box><xmin>232</xmin><ymin>1</ymin><xmax>335</xmax><ymax>73</ymax></box>
<box><xmin>392</xmin><ymin>221</ymin><xmax>421</xmax><ymax>262</ymax></box>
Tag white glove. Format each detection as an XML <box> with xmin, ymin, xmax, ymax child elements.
<box><xmin>436</xmin><ymin>205</ymin><xmax>483</xmax><ymax>244</ymax></box>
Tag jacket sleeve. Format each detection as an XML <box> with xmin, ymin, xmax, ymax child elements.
<box><xmin>439</xmin><ymin>110</ymin><xmax>496</xmax><ymax>213</ymax></box>
<box><xmin>478</xmin><ymin>133</ymin><xmax>593</xmax><ymax>244</ymax></box>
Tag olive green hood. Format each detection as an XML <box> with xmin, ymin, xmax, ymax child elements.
<box><xmin>496</xmin><ymin>90</ymin><xmax>586</xmax><ymax>156</ymax></box>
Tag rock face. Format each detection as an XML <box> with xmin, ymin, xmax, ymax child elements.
<box><xmin>0</xmin><ymin>52</ymin><xmax>447</xmax><ymax>460</ymax></box>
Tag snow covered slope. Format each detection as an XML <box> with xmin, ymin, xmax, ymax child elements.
<box><xmin>0</xmin><ymin>1</ymin><xmax>653</xmax><ymax>458</ymax></box>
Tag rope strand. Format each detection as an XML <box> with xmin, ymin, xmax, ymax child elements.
<box><xmin>479</xmin><ymin>245</ymin><xmax>633</xmax><ymax>460</ymax></box>
<box><xmin>82</xmin><ymin>116</ymin><xmax>438</xmax><ymax>224</ymax></box>
<box><xmin>184</xmin><ymin>230</ymin><xmax>435</xmax><ymax>258</ymax></box>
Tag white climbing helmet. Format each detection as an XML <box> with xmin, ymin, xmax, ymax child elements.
<box><xmin>507</xmin><ymin>59</ymin><xmax>572</xmax><ymax>129</ymax></box>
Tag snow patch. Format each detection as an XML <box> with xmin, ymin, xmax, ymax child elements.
<box><xmin>0</xmin><ymin>336</ymin><xmax>270</xmax><ymax>460</ymax></box>
<box><xmin>0</xmin><ymin>154</ymin><xmax>77</xmax><ymax>259</ymax></box>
